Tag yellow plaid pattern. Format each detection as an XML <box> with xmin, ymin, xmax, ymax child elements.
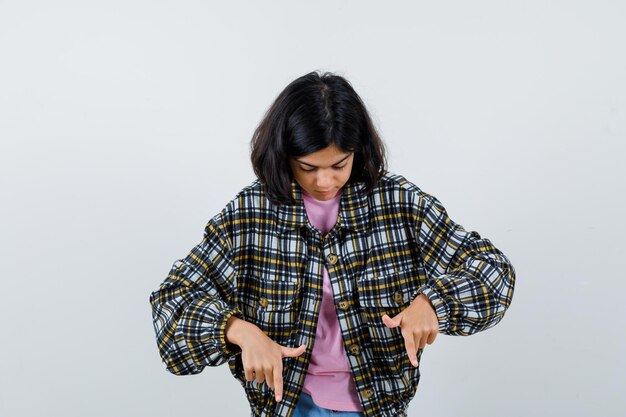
<box><xmin>149</xmin><ymin>172</ymin><xmax>516</xmax><ymax>417</ymax></box>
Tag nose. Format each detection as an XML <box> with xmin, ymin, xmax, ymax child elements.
<box><xmin>315</xmin><ymin>170</ymin><xmax>335</xmax><ymax>189</ymax></box>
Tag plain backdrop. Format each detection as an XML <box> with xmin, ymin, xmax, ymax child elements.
<box><xmin>1</xmin><ymin>1</ymin><xmax>624</xmax><ymax>416</ymax></box>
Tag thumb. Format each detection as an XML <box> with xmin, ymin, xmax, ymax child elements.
<box><xmin>382</xmin><ymin>313</ymin><xmax>402</xmax><ymax>329</ymax></box>
<box><xmin>281</xmin><ymin>344</ymin><xmax>306</xmax><ymax>358</ymax></box>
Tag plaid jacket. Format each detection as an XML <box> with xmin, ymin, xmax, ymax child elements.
<box><xmin>149</xmin><ymin>171</ymin><xmax>516</xmax><ymax>417</ymax></box>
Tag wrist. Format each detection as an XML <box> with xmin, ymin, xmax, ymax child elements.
<box><xmin>225</xmin><ymin>316</ymin><xmax>245</xmax><ymax>346</ymax></box>
<box><xmin>225</xmin><ymin>316</ymin><xmax>257</xmax><ymax>347</ymax></box>
<box><xmin>412</xmin><ymin>293</ymin><xmax>435</xmax><ymax>311</ymax></box>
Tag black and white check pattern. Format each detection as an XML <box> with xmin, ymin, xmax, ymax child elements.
<box><xmin>149</xmin><ymin>171</ymin><xmax>516</xmax><ymax>417</ymax></box>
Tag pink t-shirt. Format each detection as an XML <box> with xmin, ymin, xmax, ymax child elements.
<box><xmin>300</xmin><ymin>188</ymin><xmax>364</xmax><ymax>412</ymax></box>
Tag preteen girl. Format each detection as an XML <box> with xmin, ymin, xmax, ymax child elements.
<box><xmin>149</xmin><ymin>71</ymin><xmax>516</xmax><ymax>417</ymax></box>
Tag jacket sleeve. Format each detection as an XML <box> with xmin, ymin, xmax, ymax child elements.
<box><xmin>149</xmin><ymin>200</ymin><xmax>245</xmax><ymax>375</ymax></box>
<box><xmin>410</xmin><ymin>191</ymin><xmax>516</xmax><ymax>336</ymax></box>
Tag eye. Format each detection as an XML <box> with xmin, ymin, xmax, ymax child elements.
<box><xmin>301</xmin><ymin>165</ymin><xmax>347</xmax><ymax>173</ymax></box>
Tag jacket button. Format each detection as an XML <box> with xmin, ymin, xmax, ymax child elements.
<box><xmin>338</xmin><ymin>300</ymin><xmax>350</xmax><ymax>310</ymax></box>
<box><xmin>393</xmin><ymin>290</ymin><xmax>404</xmax><ymax>304</ymax></box>
<box><xmin>259</xmin><ymin>297</ymin><xmax>269</xmax><ymax>308</ymax></box>
<box><xmin>326</xmin><ymin>253</ymin><xmax>338</xmax><ymax>264</ymax></box>
<box><xmin>362</xmin><ymin>388</ymin><xmax>374</xmax><ymax>399</ymax></box>
<box><xmin>348</xmin><ymin>344</ymin><xmax>360</xmax><ymax>355</ymax></box>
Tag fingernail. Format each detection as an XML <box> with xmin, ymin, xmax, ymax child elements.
<box><xmin>276</xmin><ymin>395</ymin><xmax>282</xmax><ymax>402</ymax></box>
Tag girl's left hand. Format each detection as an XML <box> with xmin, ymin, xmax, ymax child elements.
<box><xmin>381</xmin><ymin>293</ymin><xmax>439</xmax><ymax>367</ymax></box>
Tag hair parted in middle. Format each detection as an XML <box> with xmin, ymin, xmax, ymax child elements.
<box><xmin>250</xmin><ymin>70</ymin><xmax>388</xmax><ymax>206</ymax></box>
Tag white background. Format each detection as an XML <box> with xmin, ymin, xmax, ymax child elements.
<box><xmin>1</xmin><ymin>1</ymin><xmax>624</xmax><ymax>416</ymax></box>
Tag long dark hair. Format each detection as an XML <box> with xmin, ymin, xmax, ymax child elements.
<box><xmin>250</xmin><ymin>70</ymin><xmax>388</xmax><ymax>206</ymax></box>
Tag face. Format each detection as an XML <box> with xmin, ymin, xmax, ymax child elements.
<box><xmin>288</xmin><ymin>144</ymin><xmax>355</xmax><ymax>200</ymax></box>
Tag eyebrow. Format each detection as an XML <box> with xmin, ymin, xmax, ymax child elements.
<box><xmin>295</xmin><ymin>153</ymin><xmax>352</xmax><ymax>168</ymax></box>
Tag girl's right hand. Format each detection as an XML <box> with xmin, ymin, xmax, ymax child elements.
<box><xmin>227</xmin><ymin>317</ymin><xmax>306</xmax><ymax>403</ymax></box>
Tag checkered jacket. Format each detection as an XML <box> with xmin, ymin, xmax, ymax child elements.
<box><xmin>149</xmin><ymin>171</ymin><xmax>516</xmax><ymax>417</ymax></box>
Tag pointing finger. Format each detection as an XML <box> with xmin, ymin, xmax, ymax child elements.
<box><xmin>274</xmin><ymin>361</ymin><xmax>284</xmax><ymax>402</ymax></box>
<box><xmin>414</xmin><ymin>333</ymin><xmax>423</xmax><ymax>365</ymax></box>
<box><xmin>403</xmin><ymin>332</ymin><xmax>418</xmax><ymax>367</ymax></box>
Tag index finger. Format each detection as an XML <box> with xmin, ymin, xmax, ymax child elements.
<box><xmin>274</xmin><ymin>361</ymin><xmax>284</xmax><ymax>402</ymax></box>
<box><xmin>403</xmin><ymin>332</ymin><xmax>418</xmax><ymax>367</ymax></box>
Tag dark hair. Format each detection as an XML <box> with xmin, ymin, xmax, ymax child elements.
<box><xmin>250</xmin><ymin>70</ymin><xmax>388</xmax><ymax>206</ymax></box>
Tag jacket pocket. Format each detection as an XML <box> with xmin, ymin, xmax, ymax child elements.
<box><xmin>357</xmin><ymin>265</ymin><xmax>421</xmax><ymax>309</ymax></box>
<box><xmin>357</xmin><ymin>266</ymin><xmax>422</xmax><ymax>396</ymax></box>
<box><xmin>238</xmin><ymin>277</ymin><xmax>300</xmax><ymax>344</ymax></box>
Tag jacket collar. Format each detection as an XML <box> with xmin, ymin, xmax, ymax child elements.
<box><xmin>276</xmin><ymin>178</ymin><xmax>370</xmax><ymax>235</ymax></box>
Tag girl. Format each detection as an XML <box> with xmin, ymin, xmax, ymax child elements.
<box><xmin>149</xmin><ymin>71</ymin><xmax>516</xmax><ymax>417</ymax></box>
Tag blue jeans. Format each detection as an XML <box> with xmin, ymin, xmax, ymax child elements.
<box><xmin>292</xmin><ymin>392</ymin><xmax>365</xmax><ymax>417</ymax></box>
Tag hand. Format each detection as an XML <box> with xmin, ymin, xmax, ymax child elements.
<box><xmin>381</xmin><ymin>293</ymin><xmax>439</xmax><ymax>367</ymax></box>
<box><xmin>227</xmin><ymin>317</ymin><xmax>306</xmax><ymax>403</ymax></box>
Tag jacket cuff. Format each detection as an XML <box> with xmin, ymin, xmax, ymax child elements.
<box><xmin>184</xmin><ymin>299</ymin><xmax>245</xmax><ymax>366</ymax></box>
<box><xmin>215</xmin><ymin>306</ymin><xmax>244</xmax><ymax>359</ymax></box>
